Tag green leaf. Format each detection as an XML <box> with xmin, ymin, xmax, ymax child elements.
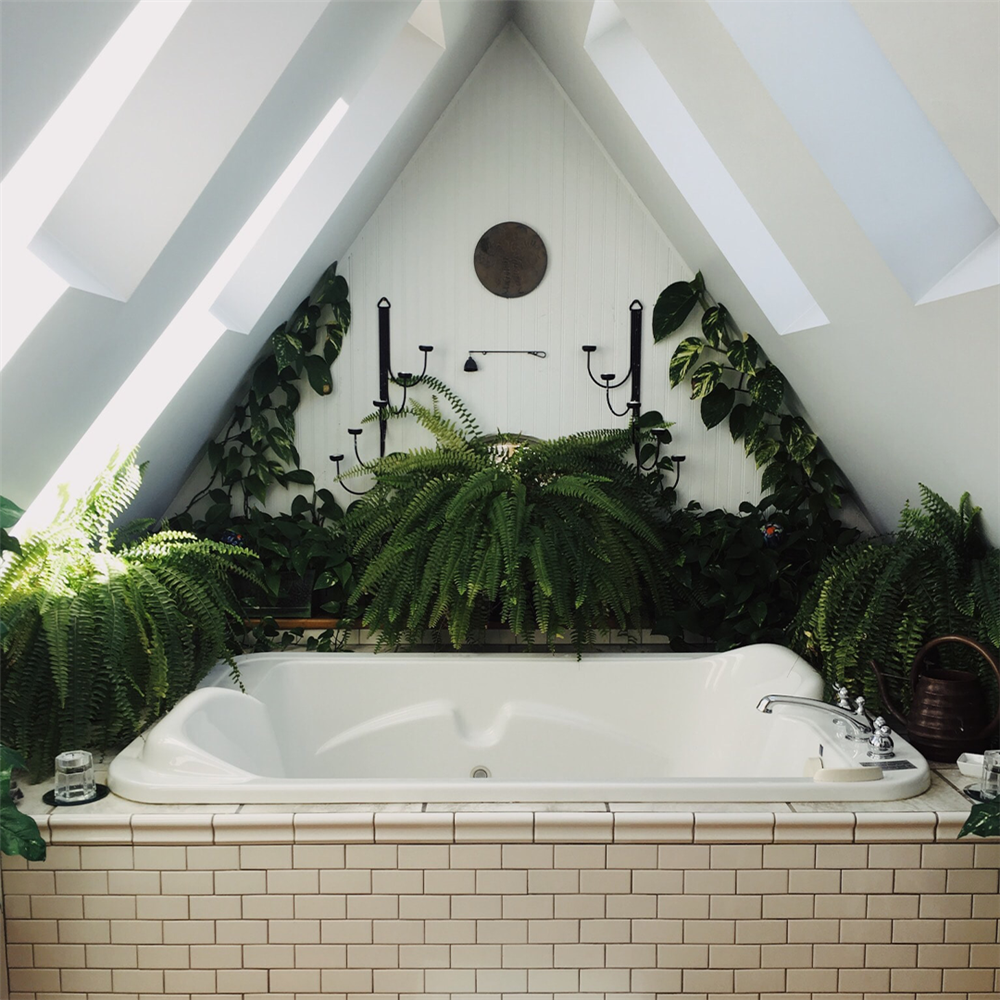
<box><xmin>669</xmin><ymin>337</ymin><xmax>706</xmax><ymax>387</ymax></box>
<box><xmin>206</xmin><ymin>441</ymin><xmax>224</xmax><ymax>472</ymax></box>
<box><xmin>323</xmin><ymin>335</ymin><xmax>342</xmax><ymax>367</ymax></box>
<box><xmin>318</xmin><ymin>273</ymin><xmax>349</xmax><ymax>307</ymax></box>
<box><xmin>653</xmin><ymin>277</ymin><xmax>702</xmax><ymax>341</ymax></box>
<box><xmin>274</xmin><ymin>406</ymin><xmax>295</xmax><ymax>438</ymax></box>
<box><xmin>701</xmin><ymin>383</ymin><xmax>735</xmax><ymax>429</ymax></box>
<box><xmin>267</xmin><ymin>427</ymin><xmax>295</xmax><ymax>463</ymax></box>
<box><xmin>958</xmin><ymin>799</ymin><xmax>1000</xmax><ymax>838</ymax></box>
<box><xmin>786</xmin><ymin>421</ymin><xmax>818</xmax><ymax>463</ymax></box>
<box><xmin>727</xmin><ymin>335</ymin><xmax>759</xmax><ymax>375</ymax></box>
<box><xmin>245</xmin><ymin>474</ymin><xmax>268</xmax><ymax>504</ymax></box>
<box><xmin>701</xmin><ymin>304</ymin><xmax>730</xmax><ymax>349</ymax></box>
<box><xmin>748</xmin><ymin>364</ymin><xmax>786</xmax><ymax>413</ymax></box>
<box><xmin>637</xmin><ymin>409</ymin><xmax>666</xmax><ymax>429</ymax></box>
<box><xmin>0</xmin><ymin>795</ymin><xmax>46</xmax><ymax>861</ymax></box>
<box><xmin>303</xmin><ymin>354</ymin><xmax>333</xmax><ymax>396</ymax></box>
<box><xmin>283</xmin><ymin>469</ymin><xmax>315</xmax><ymax>486</ymax></box>
<box><xmin>205</xmin><ymin>502</ymin><xmax>231</xmax><ymax>524</ymax></box>
<box><xmin>271</xmin><ymin>323</ymin><xmax>304</xmax><ymax>375</ymax></box>
<box><xmin>754</xmin><ymin>438</ymin><xmax>781</xmax><ymax>468</ymax></box>
<box><xmin>728</xmin><ymin>403</ymin><xmax>749</xmax><ymax>441</ymax></box>
<box><xmin>282</xmin><ymin>382</ymin><xmax>301</xmax><ymax>413</ymax></box>
<box><xmin>748</xmin><ymin>600</ymin><xmax>767</xmax><ymax>626</ymax></box>
<box><xmin>252</xmin><ymin>354</ymin><xmax>279</xmax><ymax>397</ymax></box>
<box><xmin>1</xmin><ymin>527</ymin><xmax>21</xmax><ymax>556</ymax></box>
<box><xmin>689</xmin><ymin>362</ymin><xmax>723</xmax><ymax>400</ymax></box>
<box><xmin>1</xmin><ymin>496</ymin><xmax>25</xmax><ymax>530</ymax></box>
<box><xmin>760</xmin><ymin>462</ymin><xmax>788</xmax><ymax>492</ymax></box>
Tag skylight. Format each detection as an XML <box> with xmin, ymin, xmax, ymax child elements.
<box><xmin>708</xmin><ymin>0</ymin><xmax>999</xmax><ymax>305</ymax></box>
<box><xmin>20</xmin><ymin>98</ymin><xmax>350</xmax><ymax>532</ymax></box>
<box><xmin>585</xmin><ymin>1</ymin><xmax>828</xmax><ymax>335</ymax></box>
<box><xmin>0</xmin><ymin>0</ymin><xmax>190</xmax><ymax>370</ymax></box>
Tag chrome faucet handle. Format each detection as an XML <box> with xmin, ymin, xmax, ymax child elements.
<box><xmin>854</xmin><ymin>695</ymin><xmax>871</xmax><ymax>723</ymax></box>
<box><xmin>867</xmin><ymin>717</ymin><xmax>895</xmax><ymax>759</ymax></box>
<box><xmin>835</xmin><ymin>686</ymin><xmax>852</xmax><ymax>710</ymax></box>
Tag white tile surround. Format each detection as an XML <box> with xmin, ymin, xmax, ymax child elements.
<box><xmin>2</xmin><ymin>765</ymin><xmax>996</xmax><ymax>1000</ymax></box>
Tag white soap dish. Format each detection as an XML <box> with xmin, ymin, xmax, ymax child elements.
<box><xmin>957</xmin><ymin>753</ymin><xmax>985</xmax><ymax>779</ymax></box>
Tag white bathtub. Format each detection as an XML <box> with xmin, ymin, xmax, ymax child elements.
<box><xmin>108</xmin><ymin>645</ymin><xmax>930</xmax><ymax>803</ymax></box>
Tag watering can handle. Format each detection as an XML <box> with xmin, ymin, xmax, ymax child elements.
<box><xmin>910</xmin><ymin>635</ymin><xmax>1000</xmax><ymax>738</ymax></box>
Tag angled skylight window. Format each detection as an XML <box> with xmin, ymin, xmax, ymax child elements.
<box><xmin>210</xmin><ymin>10</ymin><xmax>445</xmax><ymax>334</ymax></box>
<box><xmin>585</xmin><ymin>0</ymin><xmax>828</xmax><ymax>336</ymax></box>
<box><xmin>21</xmin><ymin>98</ymin><xmax>349</xmax><ymax>533</ymax></box>
<box><xmin>0</xmin><ymin>0</ymin><xmax>190</xmax><ymax>369</ymax></box>
<box><xmin>708</xmin><ymin>0</ymin><xmax>999</xmax><ymax>305</ymax></box>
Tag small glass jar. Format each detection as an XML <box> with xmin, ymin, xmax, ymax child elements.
<box><xmin>54</xmin><ymin>750</ymin><xmax>97</xmax><ymax>805</ymax></box>
<box><xmin>981</xmin><ymin>749</ymin><xmax>1000</xmax><ymax>801</ymax></box>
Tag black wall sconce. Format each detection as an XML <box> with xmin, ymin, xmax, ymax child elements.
<box><xmin>464</xmin><ymin>349</ymin><xmax>546</xmax><ymax>372</ymax></box>
<box><xmin>331</xmin><ymin>297</ymin><xmax>433</xmax><ymax>494</ymax></box>
<box><xmin>582</xmin><ymin>298</ymin><xmax>684</xmax><ymax>485</ymax></box>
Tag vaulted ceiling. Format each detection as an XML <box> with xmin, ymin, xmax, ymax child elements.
<box><xmin>2</xmin><ymin>0</ymin><xmax>997</xmax><ymax>537</ymax></box>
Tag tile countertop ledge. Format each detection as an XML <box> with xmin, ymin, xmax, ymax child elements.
<box><xmin>8</xmin><ymin>764</ymin><xmax>994</xmax><ymax>846</ymax></box>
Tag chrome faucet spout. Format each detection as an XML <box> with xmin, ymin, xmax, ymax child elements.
<box><xmin>756</xmin><ymin>694</ymin><xmax>874</xmax><ymax>738</ymax></box>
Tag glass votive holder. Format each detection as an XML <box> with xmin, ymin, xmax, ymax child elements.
<box><xmin>981</xmin><ymin>749</ymin><xmax>1000</xmax><ymax>801</ymax></box>
<box><xmin>54</xmin><ymin>750</ymin><xmax>97</xmax><ymax>805</ymax></box>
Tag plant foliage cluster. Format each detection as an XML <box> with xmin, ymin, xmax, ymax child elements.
<box><xmin>1</xmin><ymin>456</ymin><xmax>259</xmax><ymax>779</ymax></box>
<box><xmin>171</xmin><ymin>261</ymin><xmax>354</xmax><ymax>632</ymax></box>
<box><xmin>342</xmin><ymin>386</ymin><xmax>675</xmax><ymax>653</ymax></box>
<box><xmin>649</xmin><ymin>272</ymin><xmax>857</xmax><ymax>649</ymax></box>
<box><xmin>791</xmin><ymin>486</ymin><xmax>1000</xmax><ymax>707</ymax></box>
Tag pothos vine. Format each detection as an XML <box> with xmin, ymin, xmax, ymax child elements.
<box><xmin>170</xmin><ymin>261</ymin><xmax>354</xmax><ymax>646</ymax></box>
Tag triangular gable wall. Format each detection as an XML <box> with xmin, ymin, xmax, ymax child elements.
<box><xmin>186</xmin><ymin>25</ymin><xmax>768</xmax><ymax>516</ymax></box>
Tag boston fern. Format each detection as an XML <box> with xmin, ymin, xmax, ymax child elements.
<box><xmin>791</xmin><ymin>486</ymin><xmax>1000</xmax><ymax>708</ymax></box>
<box><xmin>0</xmin><ymin>455</ymin><xmax>259</xmax><ymax>779</ymax></box>
<box><xmin>342</xmin><ymin>393</ymin><xmax>675</xmax><ymax>652</ymax></box>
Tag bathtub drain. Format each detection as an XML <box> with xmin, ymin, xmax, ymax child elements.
<box><xmin>471</xmin><ymin>766</ymin><xmax>491</xmax><ymax>779</ymax></box>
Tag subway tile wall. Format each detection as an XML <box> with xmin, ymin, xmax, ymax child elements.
<box><xmin>2</xmin><ymin>820</ymin><xmax>997</xmax><ymax>1000</ymax></box>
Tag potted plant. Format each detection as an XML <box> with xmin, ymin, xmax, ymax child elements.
<box><xmin>791</xmin><ymin>486</ymin><xmax>999</xmax><ymax>713</ymax></box>
<box><xmin>341</xmin><ymin>388</ymin><xmax>675</xmax><ymax>653</ymax></box>
<box><xmin>0</xmin><ymin>454</ymin><xmax>259</xmax><ymax>779</ymax></box>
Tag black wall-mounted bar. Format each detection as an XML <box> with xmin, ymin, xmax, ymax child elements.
<box><xmin>331</xmin><ymin>297</ymin><xmax>434</xmax><ymax>491</ymax></box>
<box><xmin>464</xmin><ymin>349</ymin><xmax>547</xmax><ymax>372</ymax></box>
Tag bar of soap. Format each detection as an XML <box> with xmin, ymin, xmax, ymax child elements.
<box><xmin>813</xmin><ymin>766</ymin><xmax>882</xmax><ymax>782</ymax></box>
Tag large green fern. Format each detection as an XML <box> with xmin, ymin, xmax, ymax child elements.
<box><xmin>342</xmin><ymin>397</ymin><xmax>675</xmax><ymax>653</ymax></box>
<box><xmin>0</xmin><ymin>454</ymin><xmax>260</xmax><ymax>778</ymax></box>
<box><xmin>791</xmin><ymin>486</ymin><xmax>999</xmax><ymax>710</ymax></box>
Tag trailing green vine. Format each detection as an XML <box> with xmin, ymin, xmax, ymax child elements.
<box><xmin>653</xmin><ymin>271</ymin><xmax>844</xmax><ymax>513</ymax></box>
<box><xmin>650</xmin><ymin>271</ymin><xmax>858</xmax><ymax>650</ymax></box>
<box><xmin>170</xmin><ymin>262</ymin><xmax>355</xmax><ymax>631</ymax></box>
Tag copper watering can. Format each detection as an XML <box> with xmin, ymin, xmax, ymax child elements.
<box><xmin>870</xmin><ymin>635</ymin><xmax>1000</xmax><ymax>763</ymax></box>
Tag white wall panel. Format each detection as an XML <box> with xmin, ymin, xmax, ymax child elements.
<box><xmin>291</xmin><ymin>25</ymin><xmax>763</xmax><ymax>513</ymax></box>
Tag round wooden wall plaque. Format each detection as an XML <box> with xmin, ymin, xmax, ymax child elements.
<box><xmin>474</xmin><ymin>222</ymin><xmax>547</xmax><ymax>298</ymax></box>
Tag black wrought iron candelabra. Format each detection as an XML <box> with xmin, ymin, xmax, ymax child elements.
<box><xmin>581</xmin><ymin>298</ymin><xmax>684</xmax><ymax>486</ymax></box>
<box><xmin>330</xmin><ymin>297</ymin><xmax>433</xmax><ymax>495</ymax></box>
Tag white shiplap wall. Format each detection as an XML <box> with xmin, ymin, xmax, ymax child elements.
<box><xmin>294</xmin><ymin>25</ymin><xmax>763</xmax><ymax>511</ymax></box>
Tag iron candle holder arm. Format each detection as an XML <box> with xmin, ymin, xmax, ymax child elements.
<box><xmin>334</xmin><ymin>299</ymin><xmax>434</xmax><ymax>494</ymax></box>
<box><xmin>581</xmin><ymin>299</ymin><xmax>643</xmax><ymax>418</ymax></box>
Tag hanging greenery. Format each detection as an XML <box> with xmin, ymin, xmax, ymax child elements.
<box><xmin>170</xmin><ymin>261</ymin><xmax>354</xmax><ymax>631</ymax></box>
<box><xmin>649</xmin><ymin>271</ymin><xmax>857</xmax><ymax>649</ymax></box>
<box><xmin>341</xmin><ymin>384</ymin><xmax>676</xmax><ymax>653</ymax></box>
<box><xmin>1</xmin><ymin>455</ymin><xmax>259</xmax><ymax>779</ymax></box>
<box><xmin>791</xmin><ymin>486</ymin><xmax>999</xmax><ymax>707</ymax></box>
